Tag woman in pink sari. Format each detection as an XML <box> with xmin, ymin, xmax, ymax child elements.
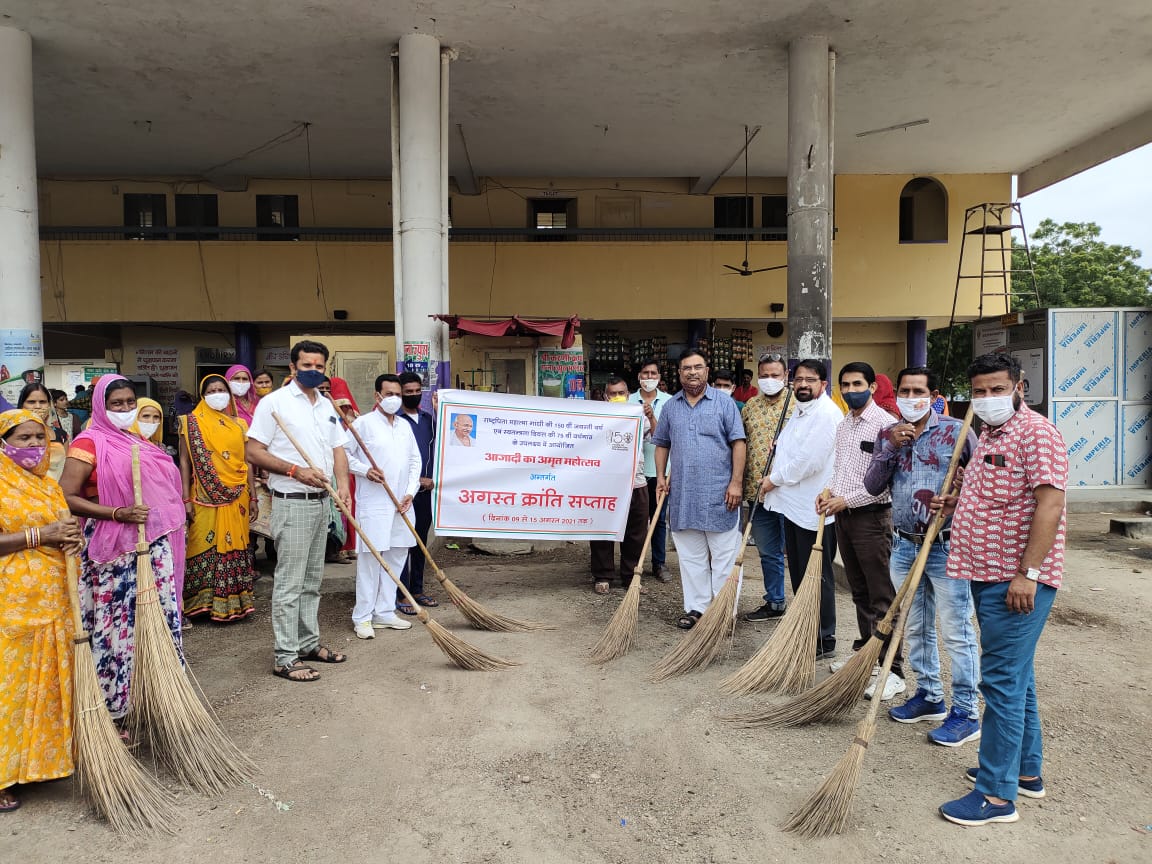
<box><xmin>58</xmin><ymin>377</ymin><xmax>185</xmax><ymax>720</ymax></box>
<box><xmin>225</xmin><ymin>364</ymin><xmax>261</xmax><ymax>426</ymax></box>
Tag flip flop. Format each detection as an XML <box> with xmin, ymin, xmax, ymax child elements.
<box><xmin>273</xmin><ymin>661</ymin><xmax>320</xmax><ymax>682</ymax></box>
<box><xmin>414</xmin><ymin>594</ymin><xmax>439</xmax><ymax>607</ymax></box>
<box><xmin>593</xmin><ymin>580</ymin><xmax>611</xmax><ymax>595</ymax></box>
<box><xmin>299</xmin><ymin>646</ymin><xmax>347</xmax><ymax>664</ymax></box>
<box><xmin>676</xmin><ymin>611</ymin><xmax>703</xmax><ymax>629</ymax></box>
<box><xmin>396</xmin><ymin>601</ymin><xmax>417</xmax><ymax>615</ymax></box>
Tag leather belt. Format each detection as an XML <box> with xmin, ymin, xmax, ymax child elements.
<box><xmin>897</xmin><ymin>528</ymin><xmax>951</xmax><ymax>545</ymax></box>
<box><xmin>271</xmin><ymin>489</ymin><xmax>329</xmax><ymax>501</ymax></box>
<box><xmin>845</xmin><ymin>502</ymin><xmax>891</xmax><ymax>515</ymax></box>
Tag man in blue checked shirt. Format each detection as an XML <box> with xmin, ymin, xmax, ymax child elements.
<box><xmin>864</xmin><ymin>366</ymin><xmax>981</xmax><ymax>747</ymax></box>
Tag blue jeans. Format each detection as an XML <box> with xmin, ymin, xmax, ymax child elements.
<box><xmin>749</xmin><ymin>507</ymin><xmax>786</xmax><ymax>605</ymax></box>
<box><xmin>971</xmin><ymin>580</ymin><xmax>1056</xmax><ymax>801</ymax></box>
<box><xmin>890</xmin><ymin>536</ymin><xmax>980</xmax><ymax>717</ymax></box>
<box><xmin>646</xmin><ymin>476</ymin><xmax>668</xmax><ymax>569</ymax></box>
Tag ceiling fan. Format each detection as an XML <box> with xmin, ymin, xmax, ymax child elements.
<box><xmin>723</xmin><ymin>124</ymin><xmax>788</xmax><ymax>278</ymax></box>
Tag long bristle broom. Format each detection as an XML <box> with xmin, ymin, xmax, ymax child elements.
<box><xmin>719</xmin><ymin>512</ymin><xmax>827</xmax><ymax>696</ymax></box>
<box><xmin>722</xmin><ymin>407</ymin><xmax>975</xmax><ymax>728</ymax></box>
<box><xmin>272</xmin><ymin>413</ymin><xmax>518</xmax><ymax>671</ymax></box>
<box><xmin>59</xmin><ymin>511</ymin><xmax>177</xmax><ymax>833</ymax></box>
<box><xmin>330</xmin><ymin>399</ymin><xmax>549</xmax><ymax>632</ymax></box>
<box><xmin>126</xmin><ymin>446</ymin><xmax>256</xmax><ymax>795</ymax></box>
<box><xmin>588</xmin><ymin>488</ymin><xmax>667</xmax><ymax>664</ymax></box>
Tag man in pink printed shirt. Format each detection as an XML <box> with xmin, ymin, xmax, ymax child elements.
<box><xmin>935</xmin><ymin>353</ymin><xmax>1067</xmax><ymax>828</ymax></box>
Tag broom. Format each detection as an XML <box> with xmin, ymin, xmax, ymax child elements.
<box><xmin>125</xmin><ymin>446</ymin><xmax>257</xmax><ymax>795</ymax></box>
<box><xmin>588</xmin><ymin>487</ymin><xmax>667</xmax><ymax>665</ymax></box>
<box><xmin>330</xmin><ymin>398</ymin><xmax>550</xmax><ymax>632</ymax></box>
<box><xmin>650</xmin><ymin>389</ymin><xmax>793</xmax><ymax>682</ymax></box>
<box><xmin>722</xmin><ymin>406</ymin><xmax>975</xmax><ymax>728</ymax></box>
<box><xmin>59</xmin><ymin>509</ymin><xmax>177</xmax><ymax>834</ymax></box>
<box><xmin>719</xmin><ymin>510</ymin><xmax>827</xmax><ymax>696</ymax></box>
<box><xmin>272</xmin><ymin>413</ymin><xmax>518</xmax><ymax>671</ymax></box>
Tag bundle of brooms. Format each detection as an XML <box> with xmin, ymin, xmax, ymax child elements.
<box><xmin>272</xmin><ymin>412</ymin><xmax>518</xmax><ymax>672</ymax></box>
<box><xmin>722</xmin><ymin>407</ymin><xmax>974</xmax><ymax>729</ymax></box>
<box><xmin>329</xmin><ymin>398</ymin><xmax>550</xmax><ymax>633</ymax></box>
<box><xmin>60</xmin><ymin>510</ymin><xmax>177</xmax><ymax>833</ymax></box>
<box><xmin>127</xmin><ymin>447</ymin><xmax>257</xmax><ymax>795</ymax></box>
<box><xmin>588</xmin><ymin>488</ymin><xmax>667</xmax><ymax>664</ymax></box>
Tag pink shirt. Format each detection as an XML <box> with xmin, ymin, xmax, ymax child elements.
<box><xmin>831</xmin><ymin>399</ymin><xmax>893</xmax><ymax>508</ymax></box>
<box><xmin>947</xmin><ymin>405</ymin><xmax>1068</xmax><ymax>589</ymax></box>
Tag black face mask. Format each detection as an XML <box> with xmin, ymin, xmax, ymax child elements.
<box><xmin>401</xmin><ymin>394</ymin><xmax>423</xmax><ymax>410</ymax></box>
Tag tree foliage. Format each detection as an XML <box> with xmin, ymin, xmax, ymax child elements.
<box><xmin>929</xmin><ymin>219</ymin><xmax>1151</xmax><ymax>396</ymax></box>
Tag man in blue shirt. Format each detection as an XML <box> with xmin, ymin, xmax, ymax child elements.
<box><xmin>864</xmin><ymin>366</ymin><xmax>980</xmax><ymax>746</ymax></box>
<box><xmin>396</xmin><ymin>372</ymin><xmax>438</xmax><ymax>613</ymax></box>
<box><xmin>653</xmin><ymin>349</ymin><xmax>747</xmax><ymax>628</ymax></box>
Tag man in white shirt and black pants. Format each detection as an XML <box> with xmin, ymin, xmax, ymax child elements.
<box><xmin>248</xmin><ymin>340</ymin><xmax>352</xmax><ymax>682</ymax></box>
<box><xmin>758</xmin><ymin>359</ymin><xmax>842</xmax><ymax>658</ymax></box>
<box><xmin>344</xmin><ymin>373</ymin><xmax>420</xmax><ymax>638</ymax></box>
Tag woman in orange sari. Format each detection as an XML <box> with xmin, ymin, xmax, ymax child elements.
<box><xmin>178</xmin><ymin>375</ymin><xmax>257</xmax><ymax>622</ymax></box>
<box><xmin>0</xmin><ymin>409</ymin><xmax>83</xmax><ymax>812</ymax></box>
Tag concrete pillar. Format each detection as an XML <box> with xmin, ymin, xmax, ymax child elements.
<box><xmin>787</xmin><ymin>36</ymin><xmax>832</xmax><ymax>368</ymax></box>
<box><xmin>906</xmin><ymin>319</ymin><xmax>928</xmax><ymax>367</ymax></box>
<box><xmin>394</xmin><ymin>33</ymin><xmax>449</xmax><ymax>399</ymax></box>
<box><xmin>0</xmin><ymin>28</ymin><xmax>44</xmax><ymax>400</ymax></box>
<box><xmin>235</xmin><ymin>322</ymin><xmax>258</xmax><ymax>372</ymax></box>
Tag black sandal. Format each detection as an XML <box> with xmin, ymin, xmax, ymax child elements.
<box><xmin>299</xmin><ymin>646</ymin><xmax>347</xmax><ymax>664</ymax></box>
<box><xmin>273</xmin><ymin>661</ymin><xmax>320</xmax><ymax>682</ymax></box>
<box><xmin>676</xmin><ymin>611</ymin><xmax>703</xmax><ymax>629</ymax></box>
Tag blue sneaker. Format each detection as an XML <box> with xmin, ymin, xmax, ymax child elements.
<box><xmin>939</xmin><ymin>789</ymin><xmax>1019</xmax><ymax>826</ymax></box>
<box><xmin>965</xmin><ymin>767</ymin><xmax>1046</xmax><ymax>799</ymax></box>
<box><xmin>928</xmin><ymin>707</ymin><xmax>982</xmax><ymax>747</ymax></box>
<box><xmin>888</xmin><ymin>689</ymin><xmax>948</xmax><ymax>724</ymax></box>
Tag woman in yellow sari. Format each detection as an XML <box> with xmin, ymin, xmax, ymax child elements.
<box><xmin>178</xmin><ymin>375</ymin><xmax>257</xmax><ymax>622</ymax></box>
<box><xmin>0</xmin><ymin>409</ymin><xmax>83</xmax><ymax>812</ymax></box>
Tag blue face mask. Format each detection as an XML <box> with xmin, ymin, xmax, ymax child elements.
<box><xmin>295</xmin><ymin>369</ymin><xmax>326</xmax><ymax>390</ymax></box>
<box><xmin>843</xmin><ymin>390</ymin><xmax>871</xmax><ymax>410</ymax></box>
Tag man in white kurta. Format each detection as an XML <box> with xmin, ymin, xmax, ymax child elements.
<box><xmin>343</xmin><ymin>375</ymin><xmax>422</xmax><ymax>639</ymax></box>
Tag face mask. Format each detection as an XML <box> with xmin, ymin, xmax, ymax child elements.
<box><xmin>607</xmin><ymin>394</ymin><xmax>627</xmax><ymax>403</ymax></box>
<box><xmin>639</xmin><ymin>379</ymin><xmax>659</xmax><ymax>393</ymax></box>
<box><xmin>843</xmin><ymin>391</ymin><xmax>871</xmax><ymax>410</ymax></box>
<box><xmin>716</xmin><ymin>386</ymin><xmax>733</xmax><ymax>395</ymax></box>
<box><xmin>401</xmin><ymin>394</ymin><xmax>423</xmax><ymax>411</ymax></box>
<box><xmin>29</xmin><ymin>407</ymin><xmax>50</xmax><ymax>422</ymax></box>
<box><xmin>229</xmin><ymin>380</ymin><xmax>251</xmax><ymax>397</ymax></box>
<box><xmin>972</xmin><ymin>394</ymin><xmax>1018</xmax><ymax>427</ymax></box>
<box><xmin>137</xmin><ymin>421</ymin><xmax>161</xmax><ymax>439</ymax></box>
<box><xmin>378</xmin><ymin>395</ymin><xmax>403</xmax><ymax>415</ymax></box>
<box><xmin>254</xmin><ymin>384</ymin><xmax>274</xmax><ymax>397</ymax></box>
<box><xmin>896</xmin><ymin>396</ymin><xmax>932</xmax><ymax>423</ymax></box>
<box><xmin>205</xmin><ymin>393</ymin><xmax>231</xmax><ymax>412</ymax></box>
<box><xmin>108</xmin><ymin>408</ymin><xmax>139</xmax><ymax>430</ymax></box>
<box><xmin>758</xmin><ymin>378</ymin><xmax>785</xmax><ymax>396</ymax></box>
<box><xmin>1</xmin><ymin>441</ymin><xmax>46</xmax><ymax>472</ymax></box>
<box><xmin>295</xmin><ymin>369</ymin><xmax>326</xmax><ymax>390</ymax></box>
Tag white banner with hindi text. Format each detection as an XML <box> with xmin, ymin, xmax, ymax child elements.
<box><xmin>433</xmin><ymin>389</ymin><xmax>643</xmax><ymax>540</ymax></box>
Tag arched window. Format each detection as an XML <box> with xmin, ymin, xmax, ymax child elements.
<box><xmin>898</xmin><ymin>177</ymin><xmax>948</xmax><ymax>243</ymax></box>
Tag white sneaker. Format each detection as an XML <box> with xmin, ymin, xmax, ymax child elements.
<box><xmin>372</xmin><ymin>614</ymin><xmax>413</xmax><ymax>631</ymax></box>
<box><xmin>354</xmin><ymin>621</ymin><xmax>375</xmax><ymax>640</ymax></box>
<box><xmin>829</xmin><ymin>656</ymin><xmax>880</xmax><ymax>675</ymax></box>
<box><xmin>865</xmin><ymin>672</ymin><xmax>907</xmax><ymax>701</ymax></box>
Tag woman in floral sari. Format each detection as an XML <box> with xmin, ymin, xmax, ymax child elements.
<box><xmin>178</xmin><ymin>375</ymin><xmax>256</xmax><ymax>622</ymax></box>
<box><xmin>0</xmin><ymin>409</ymin><xmax>83</xmax><ymax>813</ymax></box>
<box><xmin>59</xmin><ymin>377</ymin><xmax>185</xmax><ymax>721</ymax></box>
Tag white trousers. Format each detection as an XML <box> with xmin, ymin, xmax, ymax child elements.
<box><xmin>671</xmin><ymin>526</ymin><xmax>743</xmax><ymax>614</ymax></box>
<box><xmin>352</xmin><ymin>544</ymin><xmax>409</xmax><ymax>624</ymax></box>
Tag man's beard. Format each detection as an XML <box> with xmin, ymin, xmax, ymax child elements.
<box><xmin>794</xmin><ymin>387</ymin><xmax>815</xmax><ymax>402</ymax></box>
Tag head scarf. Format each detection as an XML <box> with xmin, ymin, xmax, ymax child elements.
<box><xmin>873</xmin><ymin>374</ymin><xmax>899</xmax><ymax>418</ymax></box>
<box><xmin>130</xmin><ymin>397</ymin><xmax>165</xmax><ymax>444</ymax></box>
<box><xmin>72</xmin><ymin>377</ymin><xmax>185</xmax><ymax>564</ymax></box>
<box><xmin>0</xmin><ymin>409</ymin><xmax>52</xmax><ymax>477</ymax></box>
<box><xmin>327</xmin><ymin>376</ymin><xmax>361</xmax><ymax>418</ymax></box>
<box><xmin>225</xmin><ymin>364</ymin><xmax>260</xmax><ymax>425</ymax></box>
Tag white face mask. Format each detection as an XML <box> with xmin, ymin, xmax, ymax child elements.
<box><xmin>137</xmin><ymin>421</ymin><xmax>160</xmax><ymax>439</ymax></box>
<box><xmin>758</xmin><ymin>377</ymin><xmax>785</xmax><ymax>396</ymax></box>
<box><xmin>716</xmin><ymin>385</ymin><xmax>734</xmax><ymax>394</ymax></box>
<box><xmin>972</xmin><ymin>394</ymin><xmax>1018</xmax><ymax>427</ymax></box>
<box><xmin>108</xmin><ymin>408</ymin><xmax>139</xmax><ymax>430</ymax></box>
<box><xmin>229</xmin><ymin>380</ymin><xmax>251</xmax><ymax>397</ymax></box>
<box><xmin>639</xmin><ymin>378</ymin><xmax>659</xmax><ymax>393</ymax></box>
<box><xmin>378</xmin><ymin>395</ymin><xmax>403</xmax><ymax>415</ymax></box>
<box><xmin>205</xmin><ymin>392</ymin><xmax>231</xmax><ymax>412</ymax></box>
<box><xmin>896</xmin><ymin>396</ymin><xmax>932</xmax><ymax>423</ymax></box>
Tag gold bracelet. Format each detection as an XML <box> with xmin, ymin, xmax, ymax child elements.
<box><xmin>111</xmin><ymin>507</ymin><xmax>122</xmax><ymax>523</ymax></box>
<box><xmin>24</xmin><ymin>528</ymin><xmax>32</xmax><ymax>549</ymax></box>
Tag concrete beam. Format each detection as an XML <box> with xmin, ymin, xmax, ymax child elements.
<box><xmin>689</xmin><ymin>125</ymin><xmax>761</xmax><ymax>195</ymax></box>
<box><xmin>1018</xmin><ymin>108</ymin><xmax>1152</xmax><ymax>196</ymax></box>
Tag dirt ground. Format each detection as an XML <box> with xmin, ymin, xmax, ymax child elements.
<box><xmin>3</xmin><ymin>511</ymin><xmax>1150</xmax><ymax>863</ymax></box>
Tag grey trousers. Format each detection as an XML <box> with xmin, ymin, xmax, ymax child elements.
<box><xmin>271</xmin><ymin>496</ymin><xmax>329</xmax><ymax>668</ymax></box>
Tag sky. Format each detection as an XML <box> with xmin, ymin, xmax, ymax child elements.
<box><xmin>1020</xmin><ymin>142</ymin><xmax>1152</xmax><ymax>263</ymax></box>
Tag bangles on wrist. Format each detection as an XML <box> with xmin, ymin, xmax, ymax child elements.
<box><xmin>111</xmin><ymin>507</ymin><xmax>124</xmax><ymax>523</ymax></box>
<box><xmin>24</xmin><ymin>527</ymin><xmax>41</xmax><ymax>549</ymax></box>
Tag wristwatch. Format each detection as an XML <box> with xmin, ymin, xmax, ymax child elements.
<box><xmin>1018</xmin><ymin>567</ymin><xmax>1040</xmax><ymax>582</ymax></box>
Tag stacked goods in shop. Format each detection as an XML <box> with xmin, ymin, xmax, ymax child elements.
<box><xmin>711</xmin><ymin>338</ymin><xmax>733</xmax><ymax>371</ymax></box>
<box><xmin>731</xmin><ymin>329</ymin><xmax>754</xmax><ymax>363</ymax></box>
<box><xmin>592</xmin><ymin>330</ymin><xmax>631</xmax><ymax>370</ymax></box>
